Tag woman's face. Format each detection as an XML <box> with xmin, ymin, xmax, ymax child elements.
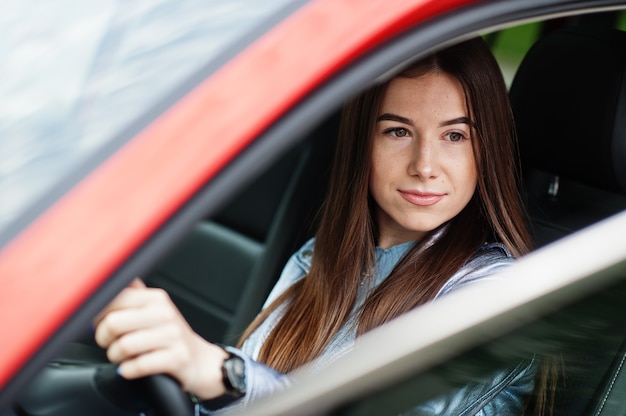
<box><xmin>370</xmin><ymin>71</ymin><xmax>477</xmax><ymax>248</ymax></box>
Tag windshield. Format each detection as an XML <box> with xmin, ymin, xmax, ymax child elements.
<box><xmin>0</xmin><ymin>0</ymin><xmax>299</xmax><ymax>239</ymax></box>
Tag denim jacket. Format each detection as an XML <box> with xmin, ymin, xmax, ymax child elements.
<box><xmin>200</xmin><ymin>237</ymin><xmax>536</xmax><ymax>415</ymax></box>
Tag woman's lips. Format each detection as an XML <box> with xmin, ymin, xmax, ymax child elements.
<box><xmin>399</xmin><ymin>190</ymin><xmax>445</xmax><ymax>206</ymax></box>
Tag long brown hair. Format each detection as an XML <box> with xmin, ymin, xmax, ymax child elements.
<box><xmin>239</xmin><ymin>38</ymin><xmax>532</xmax><ymax>373</ymax></box>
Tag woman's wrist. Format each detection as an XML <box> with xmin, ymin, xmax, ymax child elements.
<box><xmin>188</xmin><ymin>344</ymin><xmax>248</xmax><ymax>411</ymax></box>
<box><xmin>187</xmin><ymin>340</ymin><xmax>230</xmax><ymax>400</ymax></box>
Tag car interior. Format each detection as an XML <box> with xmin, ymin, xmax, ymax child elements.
<box><xmin>8</xmin><ymin>9</ymin><xmax>626</xmax><ymax>416</ymax></box>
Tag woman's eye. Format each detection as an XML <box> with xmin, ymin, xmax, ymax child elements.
<box><xmin>385</xmin><ymin>128</ymin><xmax>409</xmax><ymax>138</ymax></box>
<box><xmin>445</xmin><ymin>132</ymin><xmax>465</xmax><ymax>142</ymax></box>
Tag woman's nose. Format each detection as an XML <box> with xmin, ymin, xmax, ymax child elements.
<box><xmin>408</xmin><ymin>137</ymin><xmax>438</xmax><ymax>179</ymax></box>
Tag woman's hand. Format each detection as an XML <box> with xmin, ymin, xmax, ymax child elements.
<box><xmin>93</xmin><ymin>279</ymin><xmax>229</xmax><ymax>400</ymax></box>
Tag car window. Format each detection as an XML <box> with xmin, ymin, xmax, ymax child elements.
<box><xmin>0</xmin><ymin>0</ymin><xmax>300</xmax><ymax>239</ymax></box>
<box><xmin>620</xmin><ymin>10</ymin><xmax>626</xmax><ymax>29</ymax></box>
<box><xmin>492</xmin><ymin>9</ymin><xmax>626</xmax><ymax>87</ymax></box>
<box><xmin>488</xmin><ymin>22</ymin><xmax>540</xmax><ymax>86</ymax></box>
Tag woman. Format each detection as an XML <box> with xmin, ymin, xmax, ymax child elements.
<box><xmin>95</xmin><ymin>38</ymin><xmax>548</xmax><ymax>415</ymax></box>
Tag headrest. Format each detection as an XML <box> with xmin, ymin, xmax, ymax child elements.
<box><xmin>510</xmin><ymin>27</ymin><xmax>626</xmax><ymax>193</ymax></box>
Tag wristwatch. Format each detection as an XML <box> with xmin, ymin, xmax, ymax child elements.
<box><xmin>221</xmin><ymin>351</ymin><xmax>247</xmax><ymax>399</ymax></box>
<box><xmin>191</xmin><ymin>349</ymin><xmax>247</xmax><ymax>411</ymax></box>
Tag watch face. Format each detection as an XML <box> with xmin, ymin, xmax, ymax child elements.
<box><xmin>225</xmin><ymin>356</ymin><xmax>247</xmax><ymax>395</ymax></box>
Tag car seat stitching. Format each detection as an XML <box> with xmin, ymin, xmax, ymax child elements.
<box><xmin>458</xmin><ymin>357</ymin><xmax>532</xmax><ymax>416</ymax></box>
<box><xmin>594</xmin><ymin>352</ymin><xmax>626</xmax><ymax>416</ymax></box>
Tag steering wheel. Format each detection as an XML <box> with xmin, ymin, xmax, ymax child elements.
<box><xmin>97</xmin><ymin>367</ymin><xmax>194</xmax><ymax>416</ymax></box>
<box><xmin>15</xmin><ymin>343</ymin><xmax>194</xmax><ymax>416</ymax></box>
<box><xmin>140</xmin><ymin>374</ymin><xmax>195</xmax><ymax>416</ymax></box>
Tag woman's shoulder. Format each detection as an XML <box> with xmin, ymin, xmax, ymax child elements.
<box><xmin>435</xmin><ymin>242</ymin><xmax>516</xmax><ymax>298</ymax></box>
<box><xmin>292</xmin><ymin>237</ymin><xmax>316</xmax><ymax>272</ymax></box>
<box><xmin>261</xmin><ymin>238</ymin><xmax>315</xmax><ymax>308</ymax></box>
<box><xmin>471</xmin><ymin>241</ymin><xmax>515</xmax><ymax>263</ymax></box>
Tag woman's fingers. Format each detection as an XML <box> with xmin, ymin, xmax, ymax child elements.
<box><xmin>111</xmin><ymin>326</ymin><xmax>192</xmax><ymax>379</ymax></box>
<box><xmin>95</xmin><ymin>301</ymin><xmax>171</xmax><ymax>348</ymax></box>
<box><xmin>105</xmin><ymin>321</ymin><xmax>184</xmax><ymax>364</ymax></box>
<box><xmin>93</xmin><ymin>279</ymin><xmax>152</xmax><ymax>326</ymax></box>
<box><xmin>116</xmin><ymin>344</ymin><xmax>190</xmax><ymax>380</ymax></box>
<box><xmin>94</xmin><ymin>287</ymin><xmax>177</xmax><ymax>348</ymax></box>
<box><xmin>128</xmin><ymin>278</ymin><xmax>146</xmax><ymax>289</ymax></box>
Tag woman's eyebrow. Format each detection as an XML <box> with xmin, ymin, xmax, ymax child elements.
<box><xmin>377</xmin><ymin>113</ymin><xmax>414</xmax><ymax>125</ymax></box>
<box><xmin>439</xmin><ymin>117</ymin><xmax>472</xmax><ymax>127</ymax></box>
<box><xmin>377</xmin><ymin>113</ymin><xmax>472</xmax><ymax>128</ymax></box>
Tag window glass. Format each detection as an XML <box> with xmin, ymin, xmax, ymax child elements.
<box><xmin>617</xmin><ymin>10</ymin><xmax>626</xmax><ymax>29</ymax></box>
<box><xmin>0</xmin><ymin>0</ymin><xmax>298</xmax><ymax>238</ymax></box>
<box><xmin>488</xmin><ymin>22</ymin><xmax>541</xmax><ymax>86</ymax></box>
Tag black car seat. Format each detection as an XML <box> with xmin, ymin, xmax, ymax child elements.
<box><xmin>509</xmin><ymin>26</ymin><xmax>626</xmax><ymax>415</ymax></box>
<box><xmin>146</xmin><ymin>114</ymin><xmax>338</xmax><ymax>345</ymax></box>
